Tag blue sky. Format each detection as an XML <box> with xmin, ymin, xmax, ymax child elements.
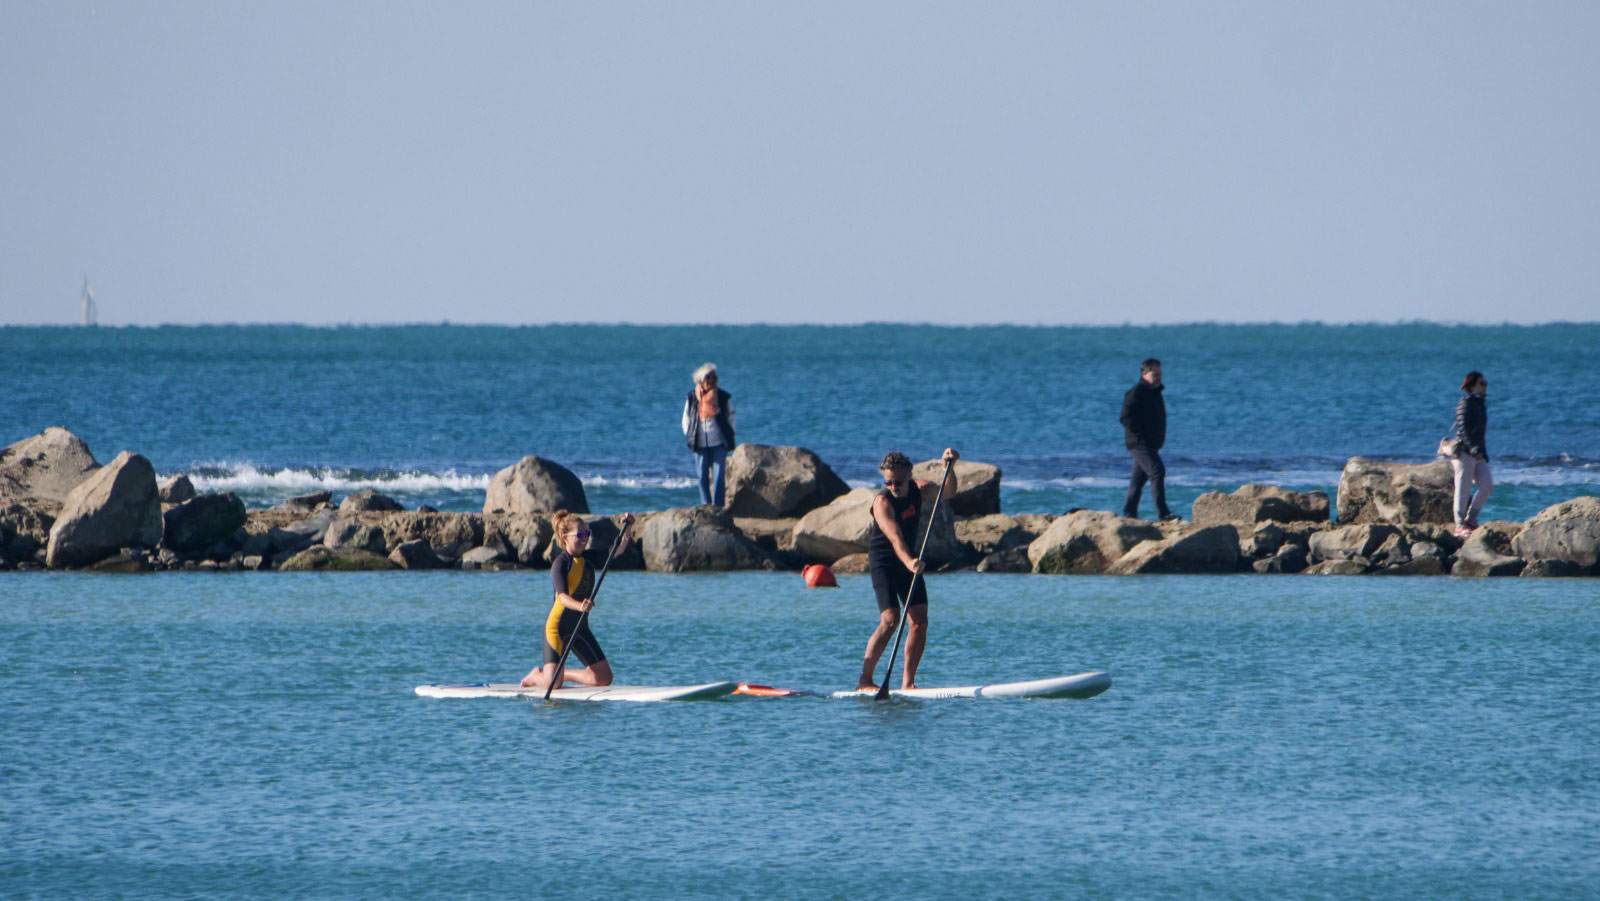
<box><xmin>3</xmin><ymin>2</ymin><xmax>1596</xmax><ymax>325</ymax></box>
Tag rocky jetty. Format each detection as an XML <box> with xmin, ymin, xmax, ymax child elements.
<box><xmin>2</xmin><ymin>427</ymin><xmax>1596</xmax><ymax>579</ymax></box>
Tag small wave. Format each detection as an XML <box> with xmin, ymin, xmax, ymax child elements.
<box><xmin>185</xmin><ymin>463</ymin><xmax>491</xmax><ymax>494</ymax></box>
<box><xmin>581</xmin><ymin>475</ymin><xmax>697</xmax><ymax>490</ymax></box>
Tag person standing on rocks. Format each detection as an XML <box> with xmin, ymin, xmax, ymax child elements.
<box><xmin>1120</xmin><ymin>357</ymin><xmax>1177</xmax><ymax>522</ymax></box>
<box><xmin>1450</xmin><ymin>370</ymin><xmax>1492</xmax><ymax>537</ymax></box>
<box><xmin>682</xmin><ymin>362</ymin><xmax>736</xmax><ymax>508</ymax></box>
<box><xmin>521</xmin><ymin>509</ymin><xmax>634</xmax><ymax>690</ymax></box>
<box><xmin>855</xmin><ymin>448</ymin><xmax>959</xmax><ymax>693</ymax></box>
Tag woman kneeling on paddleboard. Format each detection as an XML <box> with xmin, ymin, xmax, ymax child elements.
<box><xmin>521</xmin><ymin>509</ymin><xmax>634</xmax><ymax>690</ymax></box>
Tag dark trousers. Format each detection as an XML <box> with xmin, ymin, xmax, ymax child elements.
<box><xmin>1122</xmin><ymin>447</ymin><xmax>1171</xmax><ymax>520</ymax></box>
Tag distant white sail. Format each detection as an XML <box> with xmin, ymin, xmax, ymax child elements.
<box><xmin>80</xmin><ymin>276</ymin><xmax>98</xmax><ymax>326</ymax></box>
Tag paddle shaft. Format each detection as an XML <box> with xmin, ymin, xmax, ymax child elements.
<box><xmin>875</xmin><ymin>457</ymin><xmax>953</xmax><ymax>700</ymax></box>
<box><xmin>544</xmin><ymin>523</ymin><xmax>627</xmax><ymax>700</ymax></box>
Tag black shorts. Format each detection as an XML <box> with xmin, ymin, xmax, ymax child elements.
<box><xmin>869</xmin><ymin>558</ymin><xmax>927</xmax><ymax>613</ymax></box>
<box><xmin>543</xmin><ymin>610</ymin><xmax>606</xmax><ymax>669</ymax></box>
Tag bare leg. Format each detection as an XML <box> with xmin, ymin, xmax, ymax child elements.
<box><xmin>562</xmin><ymin>659</ymin><xmax>613</xmax><ymax>687</ymax></box>
<box><xmin>856</xmin><ymin>608</ymin><xmax>899</xmax><ymax>690</ymax></box>
<box><xmin>901</xmin><ymin>605</ymin><xmax>928</xmax><ymax>690</ymax></box>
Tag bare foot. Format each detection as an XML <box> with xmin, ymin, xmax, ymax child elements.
<box><xmin>519</xmin><ymin>678</ymin><xmax>538</xmax><ymax>688</ymax></box>
<box><xmin>901</xmin><ymin>683</ymin><xmax>917</xmax><ymax>691</ymax></box>
<box><xmin>854</xmin><ymin>682</ymin><xmax>876</xmax><ymax>692</ymax></box>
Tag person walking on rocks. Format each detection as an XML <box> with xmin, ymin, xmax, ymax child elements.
<box><xmin>855</xmin><ymin>448</ymin><xmax>959</xmax><ymax>692</ymax></box>
<box><xmin>1120</xmin><ymin>357</ymin><xmax>1177</xmax><ymax>521</ymax></box>
<box><xmin>682</xmin><ymin>362</ymin><xmax>736</xmax><ymax>507</ymax></box>
<box><xmin>1450</xmin><ymin>370</ymin><xmax>1492</xmax><ymax>537</ymax></box>
<box><xmin>521</xmin><ymin>509</ymin><xmax>634</xmax><ymax>690</ymax></box>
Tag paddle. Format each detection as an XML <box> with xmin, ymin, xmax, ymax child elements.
<box><xmin>543</xmin><ymin>515</ymin><xmax>631</xmax><ymax>700</ymax></box>
<box><xmin>875</xmin><ymin>456</ymin><xmax>954</xmax><ymax>700</ymax></box>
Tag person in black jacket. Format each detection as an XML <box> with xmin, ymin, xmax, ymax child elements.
<box><xmin>1450</xmin><ymin>370</ymin><xmax>1492</xmax><ymax>536</ymax></box>
<box><xmin>1120</xmin><ymin>357</ymin><xmax>1176</xmax><ymax>521</ymax></box>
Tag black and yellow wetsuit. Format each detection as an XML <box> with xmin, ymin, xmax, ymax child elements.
<box><xmin>542</xmin><ymin>549</ymin><xmax>606</xmax><ymax>668</ymax></box>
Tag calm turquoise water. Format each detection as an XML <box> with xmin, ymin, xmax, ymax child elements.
<box><xmin>3</xmin><ymin>572</ymin><xmax>1597</xmax><ymax>897</ymax></box>
<box><xmin>3</xmin><ymin>323</ymin><xmax>1598</xmax><ymax>518</ymax></box>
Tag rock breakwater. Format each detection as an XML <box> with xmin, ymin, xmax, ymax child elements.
<box><xmin>2</xmin><ymin>428</ymin><xmax>1596</xmax><ymax>578</ymax></box>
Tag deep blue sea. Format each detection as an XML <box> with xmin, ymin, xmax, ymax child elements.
<box><xmin>3</xmin><ymin>573</ymin><xmax>1598</xmax><ymax>897</ymax></box>
<box><xmin>3</xmin><ymin>325</ymin><xmax>1599</xmax><ymax>897</ymax></box>
<box><xmin>2</xmin><ymin>323</ymin><xmax>1597</xmax><ymax>518</ymax></box>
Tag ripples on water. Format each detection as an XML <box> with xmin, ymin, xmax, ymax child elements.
<box><xmin>3</xmin><ymin>572</ymin><xmax>1597</xmax><ymax>897</ymax></box>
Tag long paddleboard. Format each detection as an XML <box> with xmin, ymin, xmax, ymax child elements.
<box><xmin>829</xmin><ymin>670</ymin><xmax>1111</xmax><ymax>700</ymax></box>
<box><xmin>415</xmin><ymin>681</ymin><xmax>738</xmax><ymax>702</ymax></box>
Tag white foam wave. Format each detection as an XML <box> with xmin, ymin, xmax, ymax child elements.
<box><xmin>581</xmin><ymin>475</ymin><xmax>697</xmax><ymax>490</ymax></box>
<box><xmin>186</xmin><ymin>464</ymin><xmax>490</xmax><ymax>494</ymax></box>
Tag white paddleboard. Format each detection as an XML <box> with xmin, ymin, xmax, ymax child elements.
<box><xmin>829</xmin><ymin>670</ymin><xmax>1111</xmax><ymax>700</ymax></box>
<box><xmin>415</xmin><ymin>681</ymin><xmax>739</xmax><ymax>702</ymax></box>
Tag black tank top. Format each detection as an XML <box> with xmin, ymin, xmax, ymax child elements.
<box><xmin>868</xmin><ymin>482</ymin><xmax>922</xmax><ymax>563</ymax></box>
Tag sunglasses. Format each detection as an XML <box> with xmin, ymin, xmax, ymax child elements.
<box><xmin>569</xmin><ymin>530</ymin><xmax>592</xmax><ymax>540</ymax></box>
<box><xmin>884</xmin><ymin>478</ymin><xmax>907</xmax><ymax>488</ymax></box>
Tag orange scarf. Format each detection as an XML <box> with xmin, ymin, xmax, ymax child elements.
<box><xmin>697</xmin><ymin>386</ymin><xmax>720</xmax><ymax>419</ymax></box>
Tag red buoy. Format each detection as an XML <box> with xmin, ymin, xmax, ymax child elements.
<box><xmin>802</xmin><ymin>563</ymin><xmax>837</xmax><ymax>588</ymax></box>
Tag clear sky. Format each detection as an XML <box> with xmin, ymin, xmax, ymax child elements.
<box><xmin>3</xmin><ymin>2</ymin><xmax>1596</xmax><ymax>326</ymax></box>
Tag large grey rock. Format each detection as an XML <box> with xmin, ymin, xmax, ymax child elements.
<box><xmin>1453</xmin><ymin>522</ymin><xmax>1526</xmax><ymax>578</ymax></box>
<box><xmin>832</xmin><ymin>552</ymin><xmax>870</xmax><ymax>574</ymax></box>
<box><xmin>389</xmin><ymin>539</ymin><xmax>443</xmax><ymax>570</ymax></box>
<box><xmin>1512</xmin><ymin>496</ymin><xmax>1600</xmax><ymax>574</ymax></box>
<box><xmin>158</xmin><ymin>475</ymin><xmax>196</xmax><ymax>505</ymax></box>
<box><xmin>1304</xmin><ymin>559</ymin><xmax>1371</xmax><ymax>575</ymax></box>
<box><xmin>790</xmin><ymin>487</ymin><xmax>959</xmax><ymax>566</ymax></box>
<box><xmin>1522</xmin><ymin>559</ymin><xmax>1586</xmax><ymax>578</ymax></box>
<box><xmin>162</xmin><ymin>492</ymin><xmax>248</xmax><ymax>554</ymax></box>
<box><xmin>377</xmin><ymin>512</ymin><xmax>483</xmax><ymax>559</ymax></box>
<box><xmin>1</xmin><ymin>501</ymin><xmax>56</xmax><ymax>562</ymax></box>
<box><xmin>1192</xmin><ymin>484</ymin><xmax>1329</xmax><ymax>527</ymax></box>
<box><xmin>1107</xmin><ymin>524</ymin><xmax>1240</xmax><ymax>574</ymax></box>
<box><xmin>284</xmin><ymin>509</ymin><xmax>338</xmax><ymax>543</ymax></box>
<box><xmin>340</xmin><ymin>488</ymin><xmax>404</xmax><ymax>513</ymax></box>
<box><xmin>725</xmin><ymin>444</ymin><xmax>849</xmax><ymax>518</ymax></box>
<box><xmin>976</xmin><ymin>546</ymin><xmax>1033</xmax><ymax>573</ymax></box>
<box><xmin>911</xmin><ymin>459</ymin><xmax>1003</xmax><ymax>516</ymax></box>
<box><xmin>278</xmin><ymin>546</ymin><xmax>397</xmax><ymax>571</ymax></box>
<box><xmin>484</xmin><ymin>513</ymin><xmax>555</xmax><ymax>567</ymax></box>
<box><xmin>1252</xmin><ymin>543</ymin><xmax>1308</xmax><ymax>574</ymax></box>
<box><xmin>323</xmin><ymin>518</ymin><xmax>388</xmax><ymax>554</ymax></box>
<box><xmin>0</xmin><ymin>427</ymin><xmax>100</xmax><ymax>505</ymax></box>
<box><xmin>483</xmin><ymin>456</ymin><xmax>587</xmax><ymax>515</ymax></box>
<box><xmin>955</xmin><ymin>514</ymin><xmax>1035</xmax><ymax>557</ymax></box>
<box><xmin>792</xmin><ymin>488</ymin><xmax>878</xmax><ymax>562</ymax></box>
<box><xmin>279</xmin><ymin>490</ymin><xmax>333</xmax><ymax>511</ymax></box>
<box><xmin>45</xmin><ymin>451</ymin><xmax>162</xmax><ymax>568</ymax></box>
<box><xmin>1027</xmin><ymin>510</ymin><xmax>1162</xmax><ymax>574</ymax></box>
<box><xmin>642</xmin><ymin>506</ymin><xmax>776</xmax><ymax>572</ymax></box>
<box><xmin>733</xmin><ymin>517</ymin><xmax>798</xmax><ymax>555</ymax></box>
<box><xmin>1335</xmin><ymin>457</ymin><xmax>1454</xmax><ymax>525</ymax></box>
<box><xmin>1309</xmin><ymin>524</ymin><xmax>1401</xmax><ymax>563</ymax></box>
<box><xmin>459</xmin><ymin>546</ymin><xmax>506</xmax><ymax>570</ymax></box>
<box><xmin>266</xmin><ymin>527</ymin><xmax>313</xmax><ymax>555</ymax></box>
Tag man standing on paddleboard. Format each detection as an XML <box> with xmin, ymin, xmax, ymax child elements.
<box><xmin>855</xmin><ymin>448</ymin><xmax>958</xmax><ymax>692</ymax></box>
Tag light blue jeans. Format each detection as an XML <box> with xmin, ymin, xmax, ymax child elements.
<box><xmin>695</xmin><ymin>444</ymin><xmax>727</xmax><ymax>507</ymax></box>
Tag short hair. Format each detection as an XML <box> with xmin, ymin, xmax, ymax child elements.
<box><xmin>1140</xmin><ymin>357</ymin><xmax>1161</xmax><ymax>373</ymax></box>
<box><xmin>692</xmin><ymin>362</ymin><xmax>718</xmax><ymax>384</ymax></box>
<box><xmin>879</xmin><ymin>451</ymin><xmax>912</xmax><ymax>472</ymax></box>
<box><xmin>1460</xmin><ymin>370</ymin><xmax>1484</xmax><ymax>392</ymax></box>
